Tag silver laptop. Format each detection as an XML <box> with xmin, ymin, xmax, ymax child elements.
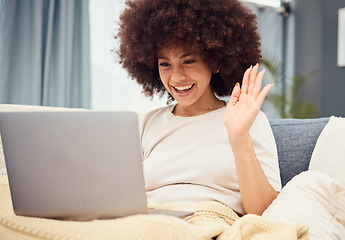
<box><xmin>0</xmin><ymin>111</ymin><xmax>192</xmax><ymax>220</ymax></box>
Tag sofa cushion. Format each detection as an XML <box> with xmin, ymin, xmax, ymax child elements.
<box><xmin>309</xmin><ymin>116</ymin><xmax>345</xmax><ymax>185</ymax></box>
<box><xmin>269</xmin><ymin>118</ymin><xmax>329</xmax><ymax>187</ymax></box>
<box><xmin>262</xmin><ymin>170</ymin><xmax>345</xmax><ymax>239</ymax></box>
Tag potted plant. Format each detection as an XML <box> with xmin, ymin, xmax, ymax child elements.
<box><xmin>262</xmin><ymin>55</ymin><xmax>319</xmax><ymax>118</ymax></box>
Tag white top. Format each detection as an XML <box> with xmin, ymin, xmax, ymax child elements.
<box><xmin>138</xmin><ymin>105</ymin><xmax>281</xmax><ymax>215</ymax></box>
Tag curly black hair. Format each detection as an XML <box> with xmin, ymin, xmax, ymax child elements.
<box><xmin>116</xmin><ymin>0</ymin><xmax>261</xmax><ymax>101</ymax></box>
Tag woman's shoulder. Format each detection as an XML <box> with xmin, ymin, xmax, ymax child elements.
<box><xmin>250</xmin><ymin>110</ymin><xmax>274</xmax><ymax>139</ymax></box>
<box><xmin>137</xmin><ymin>105</ymin><xmax>174</xmax><ymax>133</ymax></box>
<box><xmin>138</xmin><ymin>105</ymin><xmax>173</xmax><ymax>121</ymax></box>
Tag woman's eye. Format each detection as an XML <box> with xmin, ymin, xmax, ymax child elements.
<box><xmin>159</xmin><ymin>62</ymin><xmax>170</xmax><ymax>67</ymax></box>
<box><xmin>183</xmin><ymin>59</ymin><xmax>196</xmax><ymax>65</ymax></box>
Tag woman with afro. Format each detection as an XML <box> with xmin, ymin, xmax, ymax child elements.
<box><xmin>117</xmin><ymin>0</ymin><xmax>281</xmax><ymax>216</ymax></box>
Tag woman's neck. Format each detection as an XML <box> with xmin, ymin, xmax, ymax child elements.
<box><xmin>173</xmin><ymin>98</ymin><xmax>226</xmax><ymax>117</ymax></box>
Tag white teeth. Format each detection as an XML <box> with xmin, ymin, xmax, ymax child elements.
<box><xmin>174</xmin><ymin>84</ymin><xmax>193</xmax><ymax>91</ymax></box>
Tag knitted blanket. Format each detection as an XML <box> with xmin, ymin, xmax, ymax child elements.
<box><xmin>0</xmin><ymin>176</ymin><xmax>308</xmax><ymax>240</ymax></box>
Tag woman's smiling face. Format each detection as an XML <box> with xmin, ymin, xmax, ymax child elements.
<box><xmin>157</xmin><ymin>46</ymin><xmax>216</xmax><ymax>110</ymax></box>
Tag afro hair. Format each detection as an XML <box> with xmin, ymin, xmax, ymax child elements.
<box><xmin>117</xmin><ymin>0</ymin><xmax>262</xmax><ymax>101</ymax></box>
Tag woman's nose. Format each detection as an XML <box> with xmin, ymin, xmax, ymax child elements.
<box><xmin>170</xmin><ymin>66</ymin><xmax>186</xmax><ymax>82</ymax></box>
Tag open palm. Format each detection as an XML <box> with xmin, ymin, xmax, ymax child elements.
<box><xmin>224</xmin><ymin>64</ymin><xmax>273</xmax><ymax>137</ymax></box>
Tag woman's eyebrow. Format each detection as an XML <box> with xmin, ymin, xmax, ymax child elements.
<box><xmin>180</xmin><ymin>53</ymin><xmax>194</xmax><ymax>59</ymax></box>
<box><xmin>157</xmin><ymin>53</ymin><xmax>194</xmax><ymax>60</ymax></box>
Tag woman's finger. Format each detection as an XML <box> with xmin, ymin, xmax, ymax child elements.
<box><xmin>252</xmin><ymin>69</ymin><xmax>265</xmax><ymax>97</ymax></box>
<box><xmin>229</xmin><ymin>82</ymin><xmax>241</xmax><ymax>106</ymax></box>
<box><xmin>256</xmin><ymin>83</ymin><xmax>274</xmax><ymax>106</ymax></box>
<box><xmin>241</xmin><ymin>66</ymin><xmax>252</xmax><ymax>94</ymax></box>
<box><xmin>248</xmin><ymin>63</ymin><xmax>259</xmax><ymax>94</ymax></box>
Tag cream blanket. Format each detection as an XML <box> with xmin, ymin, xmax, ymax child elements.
<box><xmin>309</xmin><ymin>116</ymin><xmax>345</xmax><ymax>185</ymax></box>
<box><xmin>0</xmin><ymin>176</ymin><xmax>308</xmax><ymax>240</ymax></box>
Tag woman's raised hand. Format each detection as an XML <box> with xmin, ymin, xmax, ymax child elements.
<box><xmin>224</xmin><ymin>64</ymin><xmax>273</xmax><ymax>137</ymax></box>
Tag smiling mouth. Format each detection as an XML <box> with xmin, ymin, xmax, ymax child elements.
<box><xmin>173</xmin><ymin>84</ymin><xmax>195</xmax><ymax>93</ymax></box>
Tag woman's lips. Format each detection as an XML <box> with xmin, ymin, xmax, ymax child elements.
<box><xmin>171</xmin><ymin>84</ymin><xmax>195</xmax><ymax>98</ymax></box>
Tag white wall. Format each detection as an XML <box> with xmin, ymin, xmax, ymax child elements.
<box><xmin>89</xmin><ymin>0</ymin><xmax>168</xmax><ymax>113</ymax></box>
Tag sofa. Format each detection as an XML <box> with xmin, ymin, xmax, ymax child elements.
<box><xmin>0</xmin><ymin>105</ymin><xmax>331</xmax><ymax>184</ymax></box>
<box><xmin>0</xmin><ymin>104</ymin><xmax>332</xmax><ymax>183</ymax></box>
<box><xmin>269</xmin><ymin>117</ymin><xmax>329</xmax><ymax>187</ymax></box>
<box><xmin>264</xmin><ymin>117</ymin><xmax>345</xmax><ymax>240</ymax></box>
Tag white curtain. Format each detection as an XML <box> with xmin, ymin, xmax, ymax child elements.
<box><xmin>89</xmin><ymin>0</ymin><xmax>168</xmax><ymax>112</ymax></box>
<box><xmin>0</xmin><ymin>0</ymin><xmax>91</xmax><ymax>108</ymax></box>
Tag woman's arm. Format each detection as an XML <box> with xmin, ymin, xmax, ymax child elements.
<box><xmin>224</xmin><ymin>64</ymin><xmax>278</xmax><ymax>215</ymax></box>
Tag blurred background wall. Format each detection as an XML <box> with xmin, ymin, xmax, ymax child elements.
<box><xmin>0</xmin><ymin>0</ymin><xmax>345</xmax><ymax>117</ymax></box>
<box><xmin>294</xmin><ymin>0</ymin><xmax>345</xmax><ymax>117</ymax></box>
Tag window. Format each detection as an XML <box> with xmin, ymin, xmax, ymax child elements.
<box><xmin>89</xmin><ymin>0</ymin><xmax>168</xmax><ymax>112</ymax></box>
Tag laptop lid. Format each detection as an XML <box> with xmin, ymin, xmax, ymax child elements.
<box><xmin>0</xmin><ymin>111</ymin><xmax>148</xmax><ymax>220</ymax></box>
